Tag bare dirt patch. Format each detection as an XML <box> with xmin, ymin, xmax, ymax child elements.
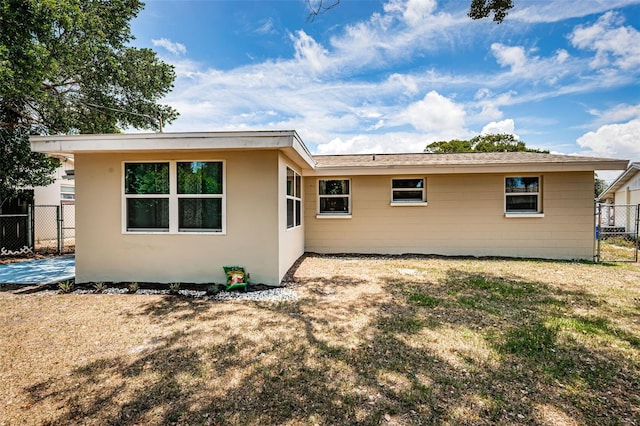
<box><xmin>1</xmin><ymin>254</ymin><xmax>639</xmax><ymax>425</ymax></box>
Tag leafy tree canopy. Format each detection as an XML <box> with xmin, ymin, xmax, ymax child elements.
<box><xmin>424</xmin><ymin>134</ymin><xmax>549</xmax><ymax>154</ymax></box>
<box><xmin>468</xmin><ymin>0</ymin><xmax>514</xmax><ymax>23</ymax></box>
<box><xmin>0</xmin><ymin>0</ymin><xmax>178</xmax><ymax>204</ymax></box>
<box><xmin>594</xmin><ymin>174</ymin><xmax>609</xmax><ymax>198</ymax></box>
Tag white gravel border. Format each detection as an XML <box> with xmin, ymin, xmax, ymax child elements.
<box><xmin>72</xmin><ymin>286</ymin><xmax>298</xmax><ymax>302</ymax></box>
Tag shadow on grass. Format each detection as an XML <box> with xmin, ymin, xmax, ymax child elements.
<box><xmin>21</xmin><ymin>260</ymin><xmax>640</xmax><ymax>425</ymax></box>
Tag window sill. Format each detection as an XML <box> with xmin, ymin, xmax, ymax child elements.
<box><xmin>390</xmin><ymin>202</ymin><xmax>428</xmax><ymax>207</ymax></box>
<box><xmin>504</xmin><ymin>213</ymin><xmax>544</xmax><ymax>218</ymax></box>
<box><xmin>316</xmin><ymin>214</ymin><xmax>352</xmax><ymax>219</ymax></box>
<box><xmin>124</xmin><ymin>231</ymin><xmax>227</xmax><ymax>235</ymax></box>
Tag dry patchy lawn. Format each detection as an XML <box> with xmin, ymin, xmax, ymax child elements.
<box><xmin>1</xmin><ymin>254</ymin><xmax>639</xmax><ymax>425</ymax></box>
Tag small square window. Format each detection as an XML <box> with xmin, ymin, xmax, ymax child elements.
<box><xmin>318</xmin><ymin>179</ymin><xmax>351</xmax><ymax>214</ymax></box>
<box><xmin>505</xmin><ymin>177</ymin><xmax>541</xmax><ymax>213</ymax></box>
<box><xmin>391</xmin><ymin>178</ymin><xmax>425</xmax><ymax>203</ymax></box>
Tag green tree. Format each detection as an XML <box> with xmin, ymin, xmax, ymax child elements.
<box><xmin>0</xmin><ymin>0</ymin><xmax>178</xmax><ymax>206</ymax></box>
<box><xmin>594</xmin><ymin>174</ymin><xmax>608</xmax><ymax>198</ymax></box>
<box><xmin>468</xmin><ymin>0</ymin><xmax>514</xmax><ymax>23</ymax></box>
<box><xmin>424</xmin><ymin>134</ymin><xmax>549</xmax><ymax>154</ymax></box>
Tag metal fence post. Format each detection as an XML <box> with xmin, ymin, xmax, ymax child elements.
<box><xmin>57</xmin><ymin>205</ymin><xmax>62</xmax><ymax>255</ymax></box>
<box><xmin>28</xmin><ymin>204</ymin><xmax>34</xmax><ymax>252</ymax></box>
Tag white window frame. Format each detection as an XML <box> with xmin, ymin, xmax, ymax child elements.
<box><xmin>390</xmin><ymin>177</ymin><xmax>427</xmax><ymax>206</ymax></box>
<box><xmin>122</xmin><ymin>160</ymin><xmax>226</xmax><ymax>234</ymax></box>
<box><xmin>317</xmin><ymin>178</ymin><xmax>351</xmax><ymax>218</ymax></box>
<box><xmin>60</xmin><ymin>185</ymin><xmax>75</xmax><ymax>201</ymax></box>
<box><xmin>286</xmin><ymin>167</ymin><xmax>302</xmax><ymax>229</ymax></box>
<box><xmin>504</xmin><ymin>175</ymin><xmax>544</xmax><ymax>218</ymax></box>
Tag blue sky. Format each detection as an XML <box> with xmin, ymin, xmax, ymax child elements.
<box><xmin>131</xmin><ymin>0</ymin><xmax>640</xmax><ymax>171</ymax></box>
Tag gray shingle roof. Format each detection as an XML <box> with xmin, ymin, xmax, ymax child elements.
<box><xmin>312</xmin><ymin>152</ymin><xmax>625</xmax><ymax>168</ymax></box>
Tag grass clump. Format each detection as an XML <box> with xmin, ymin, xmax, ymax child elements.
<box><xmin>408</xmin><ymin>292</ymin><xmax>440</xmax><ymax>307</ymax></box>
<box><xmin>58</xmin><ymin>280</ymin><xmax>73</xmax><ymax>294</ymax></box>
<box><xmin>93</xmin><ymin>282</ymin><xmax>107</xmax><ymax>293</ymax></box>
<box><xmin>169</xmin><ymin>282</ymin><xmax>181</xmax><ymax>294</ymax></box>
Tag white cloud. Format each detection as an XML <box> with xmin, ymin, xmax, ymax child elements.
<box><xmin>290</xmin><ymin>30</ymin><xmax>331</xmax><ymax>74</ymax></box>
<box><xmin>152</xmin><ymin>38</ymin><xmax>187</xmax><ymax>56</ymax></box>
<box><xmin>384</xmin><ymin>0</ymin><xmax>438</xmax><ymax>27</ymax></box>
<box><xmin>315</xmin><ymin>132</ymin><xmax>450</xmax><ymax>155</ymax></box>
<box><xmin>255</xmin><ymin>18</ymin><xmax>276</xmax><ymax>35</ymax></box>
<box><xmin>569</xmin><ymin>12</ymin><xmax>640</xmax><ymax>70</ymax></box>
<box><xmin>387</xmin><ymin>73</ymin><xmax>419</xmax><ymax>96</ymax></box>
<box><xmin>491</xmin><ymin>43</ymin><xmax>529</xmax><ymax>72</ymax></box>
<box><xmin>481</xmin><ymin>119</ymin><xmax>518</xmax><ymax>137</ymax></box>
<box><xmin>397</xmin><ymin>90</ymin><xmax>466</xmax><ymax>133</ymax></box>
<box><xmin>586</xmin><ymin>103</ymin><xmax>640</xmax><ymax>127</ymax></box>
<box><xmin>577</xmin><ymin>118</ymin><xmax>640</xmax><ymax>160</ymax></box>
<box><xmin>510</xmin><ymin>0</ymin><xmax>640</xmax><ymax>23</ymax></box>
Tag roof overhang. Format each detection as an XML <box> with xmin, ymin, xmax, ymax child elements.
<box><xmin>30</xmin><ymin>130</ymin><xmax>316</xmax><ymax>170</ymax></box>
<box><xmin>305</xmin><ymin>156</ymin><xmax>629</xmax><ymax>176</ymax></box>
<box><xmin>598</xmin><ymin>162</ymin><xmax>640</xmax><ymax>201</ymax></box>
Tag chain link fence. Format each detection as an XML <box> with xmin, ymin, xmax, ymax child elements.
<box><xmin>0</xmin><ymin>209</ymin><xmax>33</xmax><ymax>256</ymax></box>
<box><xmin>596</xmin><ymin>203</ymin><xmax>639</xmax><ymax>262</ymax></box>
<box><xmin>0</xmin><ymin>204</ymin><xmax>75</xmax><ymax>257</ymax></box>
<box><xmin>34</xmin><ymin>204</ymin><xmax>75</xmax><ymax>255</ymax></box>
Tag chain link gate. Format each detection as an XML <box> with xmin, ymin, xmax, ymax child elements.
<box><xmin>595</xmin><ymin>203</ymin><xmax>639</xmax><ymax>262</ymax></box>
<box><xmin>34</xmin><ymin>204</ymin><xmax>75</xmax><ymax>255</ymax></box>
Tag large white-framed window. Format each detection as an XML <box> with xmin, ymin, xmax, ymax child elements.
<box><xmin>505</xmin><ymin>176</ymin><xmax>542</xmax><ymax>216</ymax></box>
<box><xmin>317</xmin><ymin>179</ymin><xmax>351</xmax><ymax>217</ymax></box>
<box><xmin>286</xmin><ymin>167</ymin><xmax>302</xmax><ymax>229</ymax></box>
<box><xmin>123</xmin><ymin>160</ymin><xmax>225</xmax><ymax>233</ymax></box>
<box><xmin>391</xmin><ymin>178</ymin><xmax>426</xmax><ymax>205</ymax></box>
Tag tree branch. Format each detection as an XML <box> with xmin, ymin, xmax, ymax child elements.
<box><xmin>306</xmin><ymin>0</ymin><xmax>340</xmax><ymax>22</ymax></box>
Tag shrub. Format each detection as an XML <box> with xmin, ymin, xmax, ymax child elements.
<box><xmin>127</xmin><ymin>282</ymin><xmax>139</xmax><ymax>294</ymax></box>
<box><xmin>169</xmin><ymin>282</ymin><xmax>181</xmax><ymax>294</ymax></box>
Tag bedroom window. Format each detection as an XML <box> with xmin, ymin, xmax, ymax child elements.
<box><xmin>318</xmin><ymin>179</ymin><xmax>350</xmax><ymax>215</ymax></box>
<box><xmin>123</xmin><ymin>161</ymin><xmax>225</xmax><ymax>233</ymax></box>
<box><xmin>177</xmin><ymin>161</ymin><xmax>223</xmax><ymax>232</ymax></box>
<box><xmin>505</xmin><ymin>176</ymin><xmax>541</xmax><ymax>213</ymax></box>
<box><xmin>391</xmin><ymin>178</ymin><xmax>426</xmax><ymax>204</ymax></box>
<box><xmin>286</xmin><ymin>168</ymin><xmax>302</xmax><ymax>229</ymax></box>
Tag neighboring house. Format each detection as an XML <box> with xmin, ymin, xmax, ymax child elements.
<box><xmin>598</xmin><ymin>162</ymin><xmax>640</xmax><ymax>205</ymax></box>
<box><xmin>597</xmin><ymin>162</ymin><xmax>640</xmax><ymax>235</ymax></box>
<box><xmin>34</xmin><ymin>156</ymin><xmax>76</xmax><ymax>242</ymax></box>
<box><xmin>30</xmin><ymin>131</ymin><xmax>628</xmax><ymax>285</ymax></box>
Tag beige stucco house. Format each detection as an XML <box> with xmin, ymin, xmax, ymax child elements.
<box><xmin>30</xmin><ymin>130</ymin><xmax>628</xmax><ymax>286</ymax></box>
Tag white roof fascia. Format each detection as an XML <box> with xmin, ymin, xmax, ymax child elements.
<box><xmin>598</xmin><ymin>162</ymin><xmax>640</xmax><ymax>201</ymax></box>
<box><xmin>30</xmin><ymin>130</ymin><xmax>316</xmax><ymax>169</ymax></box>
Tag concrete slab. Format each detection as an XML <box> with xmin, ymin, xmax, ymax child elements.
<box><xmin>0</xmin><ymin>256</ymin><xmax>75</xmax><ymax>285</ymax></box>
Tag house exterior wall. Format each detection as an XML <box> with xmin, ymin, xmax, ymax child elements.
<box><xmin>33</xmin><ymin>157</ymin><xmax>75</xmax><ymax>206</ymax></box>
<box><xmin>613</xmin><ymin>170</ymin><xmax>640</xmax><ymax>205</ymax></box>
<box><xmin>74</xmin><ymin>150</ymin><xmax>282</xmax><ymax>285</ymax></box>
<box><xmin>278</xmin><ymin>153</ymin><xmax>305</xmax><ymax>282</ymax></box>
<box><xmin>305</xmin><ymin>171</ymin><xmax>596</xmax><ymax>260</ymax></box>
